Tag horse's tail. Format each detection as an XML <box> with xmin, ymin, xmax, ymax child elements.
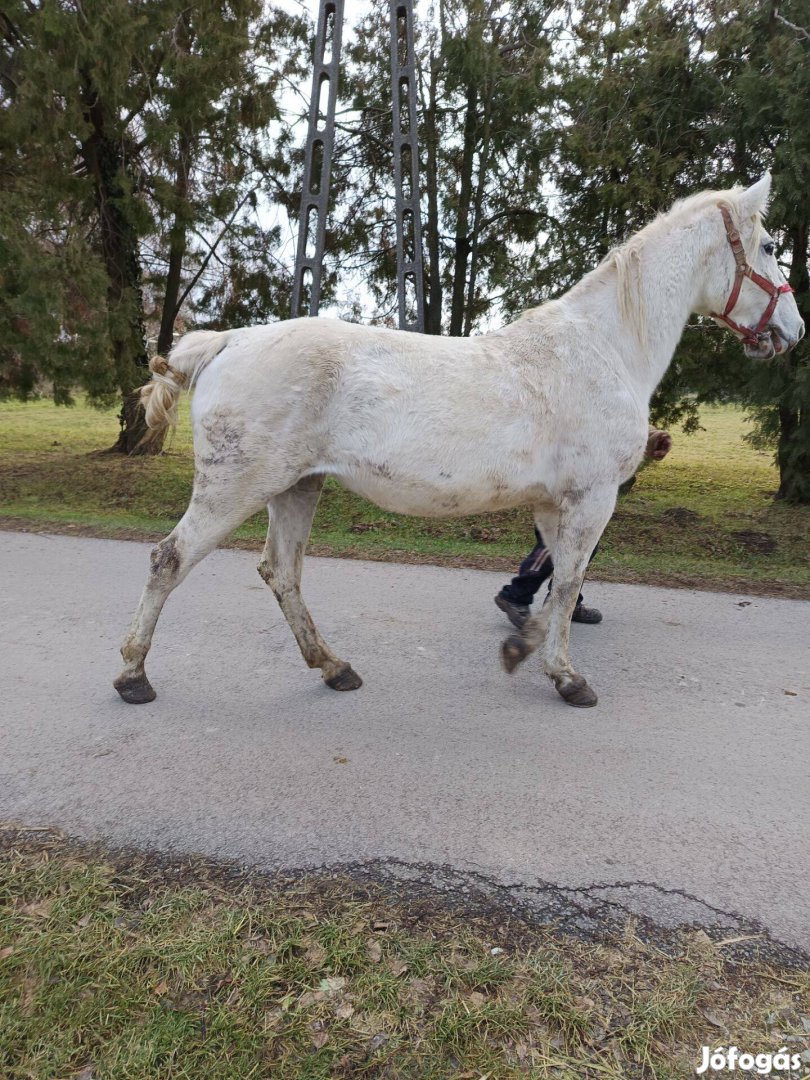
<box><xmin>138</xmin><ymin>330</ymin><xmax>231</xmax><ymax>446</ymax></box>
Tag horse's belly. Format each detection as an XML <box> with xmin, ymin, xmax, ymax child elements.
<box><xmin>335</xmin><ymin>470</ymin><xmax>546</xmax><ymax>517</ymax></box>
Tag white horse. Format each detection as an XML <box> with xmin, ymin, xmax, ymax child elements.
<box><xmin>115</xmin><ymin>173</ymin><xmax>803</xmax><ymax>709</ymax></box>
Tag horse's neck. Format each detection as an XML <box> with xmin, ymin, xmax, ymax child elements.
<box><xmin>565</xmin><ymin>220</ymin><xmax>707</xmax><ymax>403</ymax></box>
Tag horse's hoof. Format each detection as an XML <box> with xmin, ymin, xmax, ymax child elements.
<box><xmin>555</xmin><ymin>674</ymin><xmax>598</xmax><ymax>708</ymax></box>
<box><xmin>325</xmin><ymin>665</ymin><xmax>363</xmax><ymax>691</ymax></box>
<box><xmin>114</xmin><ymin>672</ymin><xmax>157</xmax><ymax>704</ymax></box>
<box><xmin>501</xmin><ymin>634</ymin><xmax>530</xmax><ymax>674</ymax></box>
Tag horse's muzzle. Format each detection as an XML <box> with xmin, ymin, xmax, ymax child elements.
<box><xmin>743</xmin><ymin>324</ymin><xmax>802</xmax><ymax>360</ymax></box>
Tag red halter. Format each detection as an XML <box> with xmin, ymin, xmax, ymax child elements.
<box><xmin>710</xmin><ymin>204</ymin><xmax>793</xmax><ymax>347</ymax></box>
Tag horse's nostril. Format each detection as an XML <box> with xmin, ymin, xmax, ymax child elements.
<box><xmin>799</xmin><ymin>322</ymin><xmax>806</xmax><ymax>341</ymax></box>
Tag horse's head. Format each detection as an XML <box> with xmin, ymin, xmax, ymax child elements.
<box><xmin>703</xmin><ymin>174</ymin><xmax>804</xmax><ymax>360</ymax></box>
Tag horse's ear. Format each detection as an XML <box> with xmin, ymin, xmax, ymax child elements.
<box><xmin>740</xmin><ymin>172</ymin><xmax>772</xmax><ymax>215</ymax></box>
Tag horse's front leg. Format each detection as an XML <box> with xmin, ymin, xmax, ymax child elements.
<box><xmin>542</xmin><ymin>489</ymin><xmax>616</xmax><ymax>707</ymax></box>
<box><xmin>502</xmin><ymin>489</ymin><xmax>616</xmax><ymax>708</ymax></box>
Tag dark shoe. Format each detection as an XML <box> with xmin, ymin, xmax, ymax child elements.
<box><xmin>571</xmin><ymin>603</ymin><xmax>602</xmax><ymax>624</ymax></box>
<box><xmin>495</xmin><ymin>591</ymin><xmax>531</xmax><ymax>630</ymax></box>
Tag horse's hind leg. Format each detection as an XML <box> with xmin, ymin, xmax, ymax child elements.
<box><xmin>259</xmin><ymin>475</ymin><xmax>362</xmax><ymax>691</ymax></box>
<box><xmin>114</xmin><ymin>491</ymin><xmax>262</xmax><ymax>704</ymax></box>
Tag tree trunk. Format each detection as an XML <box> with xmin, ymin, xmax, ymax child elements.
<box><xmin>80</xmin><ymin>68</ymin><xmax>159</xmax><ymax>455</ymax></box>
<box><xmin>449</xmin><ymin>84</ymin><xmax>478</xmax><ymax>337</ymax></box>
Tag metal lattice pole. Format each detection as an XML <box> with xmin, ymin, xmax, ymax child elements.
<box><xmin>291</xmin><ymin>0</ymin><xmax>345</xmax><ymax>318</ymax></box>
<box><xmin>292</xmin><ymin>0</ymin><xmax>425</xmax><ymax>331</ymax></box>
<box><xmin>389</xmin><ymin>0</ymin><xmax>425</xmax><ymax>332</ymax></box>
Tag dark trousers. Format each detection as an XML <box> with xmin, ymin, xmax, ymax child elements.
<box><xmin>501</xmin><ymin>527</ymin><xmax>597</xmax><ymax>607</ymax></box>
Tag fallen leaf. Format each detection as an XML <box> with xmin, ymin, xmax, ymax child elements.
<box><xmin>388</xmin><ymin>959</ymin><xmax>408</xmax><ymax>977</ymax></box>
<box><xmin>264</xmin><ymin>1008</ymin><xmax>283</xmax><ymax>1028</ymax></box>
<box><xmin>298</xmin><ymin>990</ymin><xmax>325</xmax><ymax>1008</ymax></box>
<box><xmin>468</xmin><ymin>991</ymin><xmax>486</xmax><ymax>1007</ymax></box>
<box><xmin>335</xmin><ymin>1001</ymin><xmax>355</xmax><ymax>1019</ymax></box>
<box><xmin>75</xmin><ymin>912</ymin><xmax>92</xmax><ymax>928</ymax></box>
<box><xmin>366</xmin><ymin>940</ymin><xmax>382</xmax><ymax>963</ymax></box>
<box><xmin>784</xmin><ymin>689</ymin><xmax>798</xmax><ymax>696</ymax></box>
<box><xmin>245</xmin><ymin>937</ymin><xmax>275</xmax><ymax>958</ymax></box>
<box><xmin>305</xmin><ymin>943</ymin><xmax>327</xmax><ymax>966</ymax></box>
<box><xmin>21</xmin><ymin>898</ymin><xmax>53</xmax><ymax>919</ymax></box>
<box><xmin>319</xmin><ymin>976</ymin><xmax>346</xmax><ymax>996</ymax></box>
<box><xmin>691</xmin><ymin>929</ymin><xmax>714</xmax><ymax>948</ymax></box>
<box><xmin>702</xmin><ymin>1009</ymin><xmax>727</xmax><ymax>1029</ymax></box>
<box><xmin>153</xmin><ymin>981</ymin><xmax>169</xmax><ymax>997</ymax></box>
<box><xmin>0</xmin><ymin>946</ymin><xmax>14</xmax><ymax>960</ymax></box>
<box><xmin>311</xmin><ymin>1030</ymin><xmax>328</xmax><ymax>1049</ymax></box>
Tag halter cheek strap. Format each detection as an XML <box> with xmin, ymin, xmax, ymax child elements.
<box><xmin>710</xmin><ymin>204</ymin><xmax>793</xmax><ymax>347</ymax></box>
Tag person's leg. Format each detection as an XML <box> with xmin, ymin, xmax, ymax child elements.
<box><xmin>497</xmin><ymin>525</ymin><xmax>603</xmax><ymax>627</ymax></box>
<box><xmin>501</xmin><ymin>527</ymin><xmax>554</xmax><ymax>606</ymax></box>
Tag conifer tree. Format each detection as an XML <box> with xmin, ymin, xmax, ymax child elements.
<box><xmin>1</xmin><ymin>0</ymin><xmax>305</xmax><ymax>452</ymax></box>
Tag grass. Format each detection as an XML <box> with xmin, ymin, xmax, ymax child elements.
<box><xmin>2</xmin><ymin>829</ymin><xmax>809</xmax><ymax>1079</ymax></box>
<box><xmin>0</xmin><ymin>396</ymin><xmax>808</xmax><ymax>596</ymax></box>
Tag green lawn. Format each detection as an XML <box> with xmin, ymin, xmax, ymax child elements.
<box><xmin>2</xmin><ymin>830</ymin><xmax>808</xmax><ymax>1080</ymax></box>
<box><xmin>1</xmin><ymin>396</ymin><xmax>808</xmax><ymax>595</ymax></box>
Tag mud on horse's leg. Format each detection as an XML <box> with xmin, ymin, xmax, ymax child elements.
<box><xmin>259</xmin><ymin>477</ymin><xmax>362</xmax><ymax>691</ymax></box>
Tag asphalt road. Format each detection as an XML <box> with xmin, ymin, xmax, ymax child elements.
<box><xmin>1</xmin><ymin>531</ymin><xmax>808</xmax><ymax>952</ymax></box>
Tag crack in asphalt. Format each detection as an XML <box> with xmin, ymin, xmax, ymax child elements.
<box><xmin>2</xmin><ymin>824</ymin><xmax>806</xmax><ymax>967</ymax></box>
<box><xmin>308</xmin><ymin>855</ymin><xmax>809</xmax><ymax>967</ymax></box>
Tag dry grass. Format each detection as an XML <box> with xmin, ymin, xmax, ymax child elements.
<box><xmin>2</xmin><ymin>831</ymin><xmax>809</xmax><ymax>1079</ymax></box>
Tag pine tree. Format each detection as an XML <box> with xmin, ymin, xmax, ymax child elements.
<box><xmin>708</xmin><ymin>0</ymin><xmax>810</xmax><ymax>502</ymax></box>
<box><xmin>1</xmin><ymin>0</ymin><xmax>306</xmax><ymax>452</ymax></box>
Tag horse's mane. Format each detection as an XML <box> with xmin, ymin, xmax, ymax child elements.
<box><xmin>570</xmin><ymin>187</ymin><xmax>765</xmax><ymax>348</ymax></box>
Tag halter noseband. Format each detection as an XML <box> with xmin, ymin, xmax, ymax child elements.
<box><xmin>710</xmin><ymin>204</ymin><xmax>793</xmax><ymax>347</ymax></box>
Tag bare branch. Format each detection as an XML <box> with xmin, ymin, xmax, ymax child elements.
<box><xmin>775</xmin><ymin>12</ymin><xmax>810</xmax><ymax>42</ymax></box>
<box><xmin>175</xmin><ymin>187</ymin><xmax>257</xmax><ymax>312</ymax></box>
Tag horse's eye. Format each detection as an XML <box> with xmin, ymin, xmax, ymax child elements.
<box><xmin>763</xmin><ymin>241</ymin><xmax>775</xmax><ymax>256</ymax></box>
